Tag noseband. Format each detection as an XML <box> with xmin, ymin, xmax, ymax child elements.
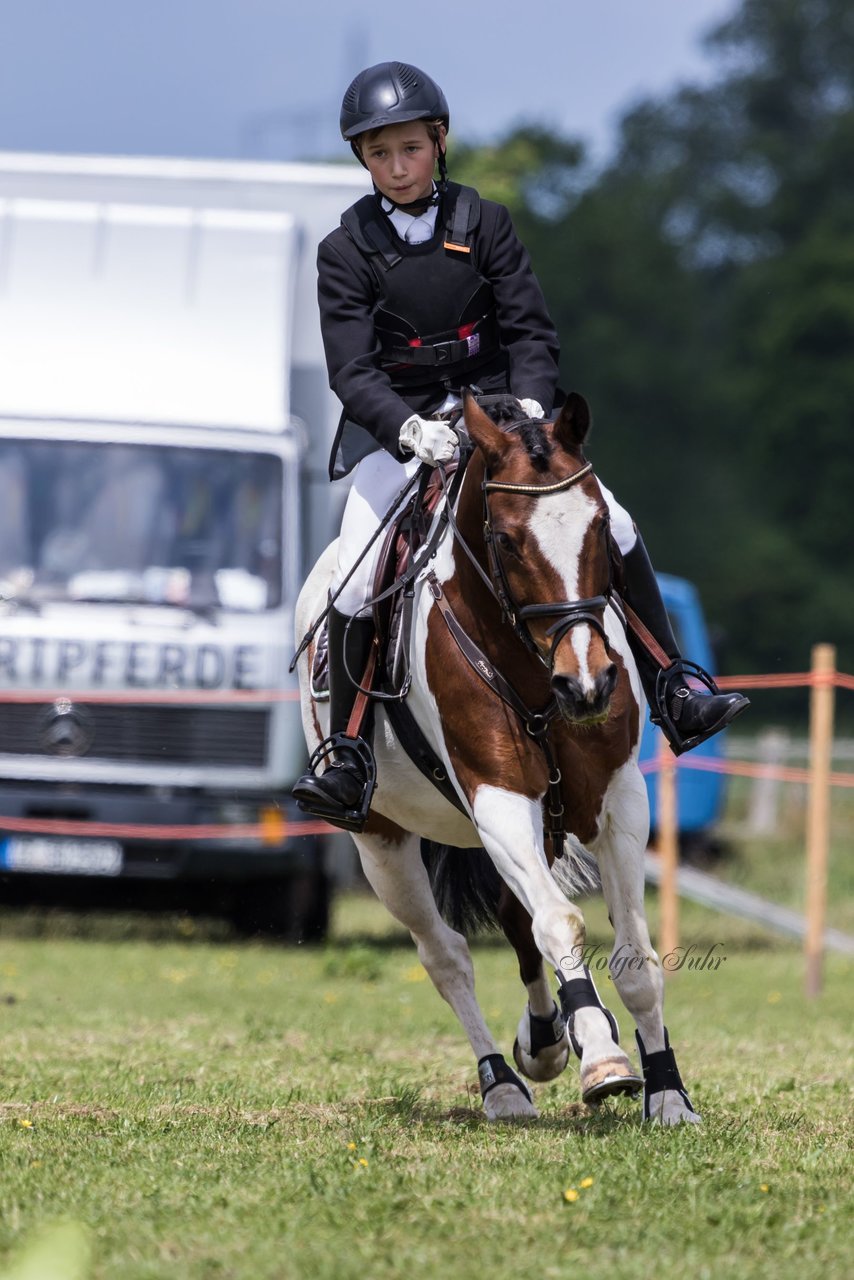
<box><xmin>481</xmin><ymin>458</ymin><xmax>611</xmax><ymax>669</ymax></box>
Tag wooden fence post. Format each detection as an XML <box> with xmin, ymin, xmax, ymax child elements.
<box><xmin>804</xmin><ymin>643</ymin><xmax>836</xmax><ymax>998</ymax></box>
<box><xmin>657</xmin><ymin>731</ymin><xmax>679</xmax><ymax>971</ymax></box>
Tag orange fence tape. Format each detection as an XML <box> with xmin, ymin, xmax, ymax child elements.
<box><xmin>0</xmin><ymin>815</ymin><xmax>335</xmax><ymax>840</ymax></box>
<box><xmin>640</xmin><ymin>754</ymin><xmax>854</xmax><ymax>788</ymax></box>
<box><xmin>715</xmin><ymin>672</ymin><xmax>846</xmax><ymax>690</ymax></box>
<box><xmin>0</xmin><ymin>668</ymin><xmax>850</xmax><ymax>840</ymax></box>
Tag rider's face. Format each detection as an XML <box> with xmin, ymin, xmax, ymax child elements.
<box><xmin>360</xmin><ymin>121</ymin><xmax>442</xmax><ymax>205</ymax></box>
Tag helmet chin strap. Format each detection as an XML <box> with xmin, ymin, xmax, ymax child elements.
<box><xmin>375</xmin><ymin>184</ymin><xmax>441</xmax><ymax>215</ymax></box>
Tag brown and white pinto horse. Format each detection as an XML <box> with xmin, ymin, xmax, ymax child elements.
<box><xmin>296</xmin><ymin>392</ymin><xmax>698</xmax><ymax>1125</ymax></box>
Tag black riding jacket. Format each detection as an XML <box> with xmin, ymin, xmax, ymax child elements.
<box><xmin>318</xmin><ymin>182</ymin><xmax>560</xmax><ymax>477</ymax></box>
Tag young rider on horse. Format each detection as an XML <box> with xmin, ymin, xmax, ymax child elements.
<box><xmin>292</xmin><ymin>61</ymin><xmax>748</xmax><ymax>821</ymax></box>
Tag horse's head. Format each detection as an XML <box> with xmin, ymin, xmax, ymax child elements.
<box><xmin>463</xmin><ymin>391</ymin><xmax>618</xmax><ymax>724</ymax></box>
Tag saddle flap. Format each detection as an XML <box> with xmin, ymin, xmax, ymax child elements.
<box><xmin>371</xmin><ymin>463</ymin><xmax>458</xmax><ymax>692</ymax></box>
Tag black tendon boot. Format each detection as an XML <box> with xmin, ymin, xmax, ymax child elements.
<box><xmin>292</xmin><ymin>608</ymin><xmax>375</xmax><ymax>815</ymax></box>
<box><xmin>622</xmin><ymin>537</ymin><xmax>749</xmax><ymax>756</ymax></box>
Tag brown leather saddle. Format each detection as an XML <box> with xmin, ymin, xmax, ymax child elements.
<box><xmin>310</xmin><ymin>463</ymin><xmax>456</xmax><ymax>702</ymax></box>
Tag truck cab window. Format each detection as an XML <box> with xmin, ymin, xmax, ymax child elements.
<box><xmin>1</xmin><ymin>439</ymin><xmax>283</xmax><ymax>612</ymax></box>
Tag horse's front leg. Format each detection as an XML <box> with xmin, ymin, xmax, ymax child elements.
<box><xmin>496</xmin><ymin>885</ymin><xmax>570</xmax><ymax>1083</ymax></box>
<box><xmin>592</xmin><ymin>763</ymin><xmax>700</xmax><ymax>1125</ymax></box>
<box><xmin>473</xmin><ymin>789</ymin><xmax>642</xmax><ymax>1105</ymax></box>
<box><xmin>353</xmin><ymin>821</ymin><xmax>537</xmax><ymax>1121</ymax></box>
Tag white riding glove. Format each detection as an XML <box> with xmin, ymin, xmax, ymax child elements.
<box><xmin>399</xmin><ymin>415</ymin><xmax>459</xmax><ymax>466</ymax></box>
<box><xmin>519</xmin><ymin>398</ymin><xmax>545</xmax><ymax>420</ymax></box>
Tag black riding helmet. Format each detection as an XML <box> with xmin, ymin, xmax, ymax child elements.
<box><xmin>341</xmin><ymin>61</ymin><xmax>449</xmax><ymax>186</ymax></box>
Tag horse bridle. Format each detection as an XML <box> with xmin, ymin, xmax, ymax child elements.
<box><xmin>479</xmin><ymin>453</ymin><xmax>613</xmax><ymax>671</ymax></box>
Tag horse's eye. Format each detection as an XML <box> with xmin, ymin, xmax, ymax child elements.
<box><xmin>495</xmin><ymin>530</ymin><xmax>518</xmax><ymax>557</ymax></box>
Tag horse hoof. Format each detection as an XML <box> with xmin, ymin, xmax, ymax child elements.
<box><xmin>513</xmin><ymin>1034</ymin><xmax>570</xmax><ymax>1083</ymax></box>
<box><xmin>580</xmin><ymin>1055</ymin><xmax>643</xmax><ymax>1106</ymax></box>
<box><xmin>483</xmin><ymin>1082</ymin><xmax>539</xmax><ymax>1122</ymax></box>
<box><xmin>645</xmin><ymin>1091</ymin><xmax>703</xmax><ymax>1126</ymax></box>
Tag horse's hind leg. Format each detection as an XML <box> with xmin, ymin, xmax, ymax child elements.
<box><xmin>497</xmin><ymin>886</ymin><xmax>570</xmax><ymax>1083</ymax></box>
<box><xmin>592</xmin><ymin>764</ymin><xmax>700</xmax><ymax>1125</ymax></box>
<box><xmin>353</xmin><ymin>820</ymin><xmax>538</xmax><ymax>1120</ymax></box>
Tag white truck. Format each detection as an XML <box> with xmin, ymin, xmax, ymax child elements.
<box><xmin>0</xmin><ymin>152</ymin><xmax>369</xmax><ymax>937</ymax></box>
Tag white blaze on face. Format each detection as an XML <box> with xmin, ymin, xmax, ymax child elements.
<box><xmin>527</xmin><ymin>489</ymin><xmax>601</xmax><ymax>692</ymax></box>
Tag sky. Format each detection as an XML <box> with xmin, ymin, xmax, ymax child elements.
<box><xmin>0</xmin><ymin>0</ymin><xmax>738</xmax><ymax>164</ymax></box>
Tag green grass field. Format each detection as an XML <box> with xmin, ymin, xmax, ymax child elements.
<box><xmin>1</xmin><ymin>787</ymin><xmax>852</xmax><ymax>1279</ymax></box>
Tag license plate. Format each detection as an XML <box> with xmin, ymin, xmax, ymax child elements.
<box><xmin>0</xmin><ymin>837</ymin><xmax>123</xmax><ymax>876</ymax></box>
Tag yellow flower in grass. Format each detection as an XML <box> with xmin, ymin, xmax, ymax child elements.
<box><xmin>346</xmin><ymin>1142</ymin><xmax>357</xmax><ymax>1151</ymax></box>
<box><xmin>580</xmin><ymin>1177</ymin><xmax>594</xmax><ymax>1188</ymax></box>
<box><xmin>760</xmin><ymin>1184</ymin><xmax>769</xmax><ymax>1193</ymax></box>
<box><xmin>18</xmin><ymin>1118</ymin><xmax>34</xmax><ymax>1128</ymax></box>
<box><xmin>563</xmin><ymin>1188</ymin><xmax>579</xmax><ymax>1202</ymax></box>
<box><xmin>358</xmin><ymin>1157</ymin><xmax>369</xmax><ymax>1167</ymax></box>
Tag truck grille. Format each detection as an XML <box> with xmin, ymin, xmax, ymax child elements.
<box><xmin>0</xmin><ymin>703</ymin><xmax>270</xmax><ymax>768</ymax></box>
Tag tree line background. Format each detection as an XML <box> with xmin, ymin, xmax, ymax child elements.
<box><xmin>453</xmin><ymin>0</ymin><xmax>853</xmax><ymax>689</ymax></box>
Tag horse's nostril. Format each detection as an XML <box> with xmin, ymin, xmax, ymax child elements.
<box><xmin>552</xmin><ymin>667</ymin><xmax>616</xmax><ymax>718</ymax></box>
<box><xmin>552</xmin><ymin>673</ymin><xmax>584</xmax><ymax>700</ymax></box>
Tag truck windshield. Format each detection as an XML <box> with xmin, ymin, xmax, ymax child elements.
<box><xmin>0</xmin><ymin>439</ymin><xmax>283</xmax><ymax>612</ymax></box>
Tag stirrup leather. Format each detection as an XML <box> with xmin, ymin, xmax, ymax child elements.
<box><xmin>296</xmin><ymin>732</ymin><xmax>377</xmax><ymax>833</ymax></box>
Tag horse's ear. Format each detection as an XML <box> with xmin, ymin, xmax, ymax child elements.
<box><xmin>462</xmin><ymin>389</ymin><xmax>511</xmax><ymax>469</ymax></box>
<box><xmin>553</xmin><ymin>392</ymin><xmax>592</xmax><ymax>451</ymax></box>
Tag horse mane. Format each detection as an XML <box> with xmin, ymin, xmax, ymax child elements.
<box><xmin>480</xmin><ymin>395</ymin><xmax>553</xmax><ymax>473</ymax></box>
<box><xmin>517</xmin><ymin>420</ymin><xmax>552</xmax><ymax>472</ymax></box>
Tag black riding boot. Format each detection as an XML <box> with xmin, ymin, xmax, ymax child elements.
<box><xmin>622</xmin><ymin>537</ymin><xmax>749</xmax><ymax>756</ymax></box>
<box><xmin>292</xmin><ymin>608</ymin><xmax>375</xmax><ymax>814</ymax></box>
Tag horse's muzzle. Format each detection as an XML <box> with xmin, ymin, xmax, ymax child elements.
<box><xmin>551</xmin><ymin>664</ymin><xmax>618</xmax><ymax>723</ymax></box>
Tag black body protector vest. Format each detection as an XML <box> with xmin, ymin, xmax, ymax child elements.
<box><xmin>341</xmin><ymin>183</ymin><xmax>507</xmax><ymax>393</ymax></box>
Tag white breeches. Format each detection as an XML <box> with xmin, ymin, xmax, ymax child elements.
<box><xmin>332</xmin><ymin>450</ymin><xmax>423</xmax><ymax>618</ymax></box>
<box><xmin>332</xmin><ymin>450</ymin><xmax>637</xmax><ymax>619</ymax></box>
<box><xmin>597</xmin><ymin>480</ymin><xmax>637</xmax><ymax>557</ymax></box>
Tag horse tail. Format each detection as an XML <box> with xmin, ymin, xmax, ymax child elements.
<box><xmin>549</xmin><ymin>835</ymin><xmax>601</xmax><ymax>899</ymax></box>
<box><xmin>423</xmin><ymin>836</ymin><xmax>601</xmax><ymax>938</ymax></box>
<box><xmin>421</xmin><ymin>840</ymin><xmax>502</xmax><ymax>936</ymax></box>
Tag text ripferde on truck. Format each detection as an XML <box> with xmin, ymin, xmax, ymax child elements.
<box><xmin>0</xmin><ymin>152</ymin><xmax>371</xmax><ymax>937</ymax></box>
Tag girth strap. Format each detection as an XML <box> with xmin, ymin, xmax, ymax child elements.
<box><xmin>382</xmin><ymin>693</ymin><xmax>468</xmax><ymax>817</ymax></box>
